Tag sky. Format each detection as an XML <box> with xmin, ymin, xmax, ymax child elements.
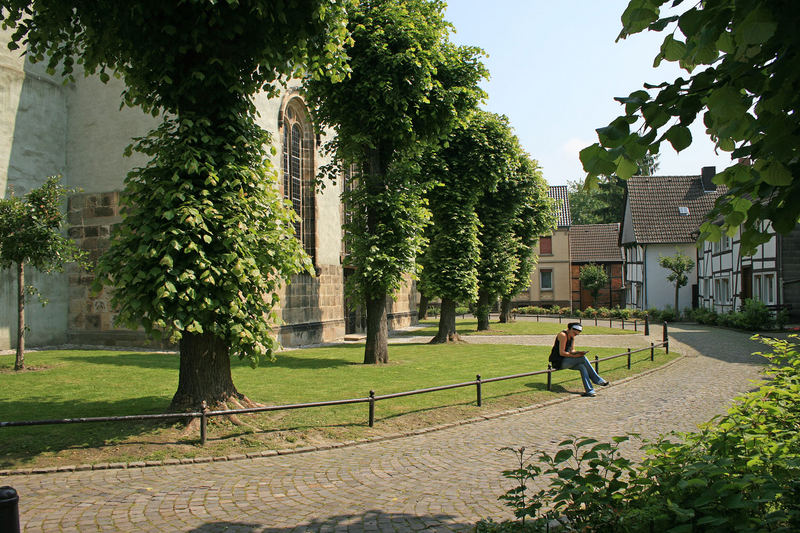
<box><xmin>444</xmin><ymin>0</ymin><xmax>732</xmax><ymax>187</ymax></box>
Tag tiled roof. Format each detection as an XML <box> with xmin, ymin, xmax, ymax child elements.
<box><xmin>548</xmin><ymin>185</ymin><xmax>571</xmax><ymax>227</ymax></box>
<box><xmin>570</xmin><ymin>224</ymin><xmax>622</xmax><ymax>262</ymax></box>
<box><xmin>626</xmin><ymin>175</ymin><xmax>727</xmax><ymax>244</ymax></box>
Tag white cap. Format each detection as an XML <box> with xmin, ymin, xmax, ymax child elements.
<box><xmin>571</xmin><ymin>324</ymin><xmax>583</xmax><ymax>331</ymax></box>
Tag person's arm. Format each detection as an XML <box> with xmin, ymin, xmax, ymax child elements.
<box><xmin>558</xmin><ymin>332</ymin><xmax>586</xmax><ymax>357</ymax></box>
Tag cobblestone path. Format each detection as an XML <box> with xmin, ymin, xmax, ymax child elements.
<box><xmin>4</xmin><ymin>324</ymin><xmax>768</xmax><ymax>532</ymax></box>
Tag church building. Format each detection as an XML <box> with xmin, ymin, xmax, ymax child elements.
<box><xmin>0</xmin><ymin>27</ymin><xmax>418</xmax><ymax>351</ymax></box>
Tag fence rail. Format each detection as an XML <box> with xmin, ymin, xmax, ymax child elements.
<box><xmin>1</xmin><ymin>324</ymin><xmax>671</xmax><ymax>446</ymax></box>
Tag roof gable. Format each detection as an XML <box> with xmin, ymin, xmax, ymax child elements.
<box><xmin>626</xmin><ymin>175</ymin><xmax>727</xmax><ymax>244</ymax></box>
<box><xmin>548</xmin><ymin>185</ymin><xmax>571</xmax><ymax>227</ymax></box>
<box><xmin>570</xmin><ymin>223</ymin><xmax>622</xmax><ymax>262</ymax></box>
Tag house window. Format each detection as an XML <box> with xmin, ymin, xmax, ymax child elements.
<box><xmin>721</xmin><ymin>235</ymin><xmax>731</xmax><ymax>251</ymax></box>
<box><xmin>282</xmin><ymin>99</ymin><xmax>316</xmax><ymax>264</ymax></box>
<box><xmin>754</xmin><ymin>273</ymin><xmax>775</xmax><ymax>305</ymax></box>
<box><xmin>540</xmin><ymin>269</ymin><xmax>553</xmax><ymax>290</ymax></box>
<box><xmin>341</xmin><ymin>163</ymin><xmax>359</xmax><ymax>259</ymax></box>
<box><xmin>703</xmin><ymin>278</ymin><xmax>710</xmax><ymax>298</ymax></box>
<box><xmin>714</xmin><ymin>276</ymin><xmax>731</xmax><ymax>304</ymax></box>
<box><xmin>539</xmin><ymin>236</ymin><xmax>552</xmax><ymax>255</ymax></box>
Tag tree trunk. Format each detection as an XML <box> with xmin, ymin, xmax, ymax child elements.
<box><xmin>15</xmin><ymin>261</ymin><xmax>24</xmax><ymax>371</ymax></box>
<box><xmin>418</xmin><ymin>293</ymin><xmax>430</xmax><ymax>320</ymax></box>
<box><xmin>476</xmin><ymin>289</ymin><xmax>491</xmax><ymax>331</ymax></box>
<box><xmin>364</xmin><ymin>294</ymin><xmax>389</xmax><ymax>364</ymax></box>
<box><xmin>674</xmin><ymin>285</ymin><xmax>680</xmax><ymax>319</ymax></box>
<box><xmin>170</xmin><ymin>332</ymin><xmax>245</xmax><ymax>411</ymax></box>
<box><xmin>498</xmin><ymin>296</ymin><xmax>512</xmax><ymax>323</ymax></box>
<box><xmin>430</xmin><ymin>297</ymin><xmax>460</xmax><ymax>343</ymax></box>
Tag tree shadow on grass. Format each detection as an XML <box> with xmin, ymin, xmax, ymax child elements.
<box><xmin>188</xmin><ymin>510</ymin><xmax>474</xmax><ymax>532</ymax></box>
<box><xmin>0</xmin><ymin>396</ymin><xmax>180</xmax><ymax>468</ymax></box>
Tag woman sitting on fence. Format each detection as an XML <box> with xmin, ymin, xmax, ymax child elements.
<box><xmin>548</xmin><ymin>322</ymin><xmax>609</xmax><ymax>397</ymax></box>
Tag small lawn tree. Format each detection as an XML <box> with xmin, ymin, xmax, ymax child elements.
<box><xmin>0</xmin><ymin>176</ymin><xmax>85</xmax><ymax>370</ymax></box>
<box><xmin>579</xmin><ymin>263</ymin><xmax>609</xmax><ymax>308</ymax></box>
<box><xmin>1</xmin><ymin>1</ymin><xmax>353</xmax><ymax>410</ymax></box>
<box><xmin>658</xmin><ymin>251</ymin><xmax>695</xmax><ymax>316</ymax></box>
<box><xmin>304</xmin><ymin>0</ymin><xmax>487</xmax><ymax>363</ymax></box>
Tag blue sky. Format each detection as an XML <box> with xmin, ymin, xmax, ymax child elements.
<box><xmin>444</xmin><ymin>0</ymin><xmax>732</xmax><ymax>186</ymax></box>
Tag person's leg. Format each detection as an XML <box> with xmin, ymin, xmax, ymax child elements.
<box><xmin>577</xmin><ymin>356</ymin><xmax>606</xmax><ymax>385</ymax></box>
<box><xmin>561</xmin><ymin>357</ymin><xmax>595</xmax><ymax>393</ymax></box>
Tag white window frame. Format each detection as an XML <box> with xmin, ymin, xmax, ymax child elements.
<box><xmin>540</xmin><ymin>269</ymin><xmax>553</xmax><ymax>291</ymax></box>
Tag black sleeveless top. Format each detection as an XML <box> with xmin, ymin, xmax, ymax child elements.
<box><xmin>548</xmin><ymin>331</ymin><xmax>572</xmax><ymax>370</ymax></box>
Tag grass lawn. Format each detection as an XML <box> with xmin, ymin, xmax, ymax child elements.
<box><xmin>0</xmin><ymin>341</ymin><xmax>672</xmax><ymax>470</ymax></box>
<box><xmin>406</xmin><ymin>318</ymin><xmax>641</xmax><ymax>337</ymax></box>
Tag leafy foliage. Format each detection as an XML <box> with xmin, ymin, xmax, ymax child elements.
<box><xmin>658</xmin><ymin>250</ymin><xmax>695</xmax><ymax>315</ymax></box>
<box><xmin>580</xmin><ymin>0</ymin><xmax>800</xmax><ymax>255</ymax></box>
<box><xmin>94</xmin><ymin>115</ymin><xmax>311</xmax><ymax>366</ymax></box>
<box><xmin>486</xmin><ymin>335</ymin><xmax>800</xmax><ymax>532</ymax></box>
<box><xmin>0</xmin><ymin>176</ymin><xmax>83</xmax><ymax>273</ymax></box>
<box><xmin>421</xmin><ymin>111</ymin><xmax>521</xmax><ymax>307</ymax></box>
<box><xmin>580</xmin><ymin>263</ymin><xmax>610</xmax><ymax>306</ymax></box>
<box><xmin>474</xmin><ymin>145</ymin><xmax>554</xmax><ymax>330</ymax></box>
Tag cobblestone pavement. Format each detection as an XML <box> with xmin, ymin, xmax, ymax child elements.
<box><xmin>4</xmin><ymin>324</ymin><xmax>769</xmax><ymax>532</ymax></box>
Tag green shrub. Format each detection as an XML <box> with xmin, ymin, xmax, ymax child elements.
<box><xmin>735</xmin><ymin>298</ymin><xmax>775</xmax><ymax>330</ymax></box>
<box><xmin>583</xmin><ymin>306</ymin><xmax>597</xmax><ymax>318</ymax></box>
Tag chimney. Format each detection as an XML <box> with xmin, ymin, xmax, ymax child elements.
<box><xmin>701</xmin><ymin>166</ymin><xmax>716</xmax><ymax>192</ymax></box>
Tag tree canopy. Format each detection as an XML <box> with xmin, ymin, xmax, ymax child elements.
<box><xmin>580</xmin><ymin>0</ymin><xmax>800</xmax><ymax>254</ymax></box>
<box><xmin>304</xmin><ymin>0</ymin><xmax>487</xmax><ymax>362</ymax></box>
<box><xmin>420</xmin><ymin>110</ymin><xmax>520</xmax><ymax>342</ymax></box>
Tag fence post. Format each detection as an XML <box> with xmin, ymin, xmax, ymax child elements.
<box><xmin>476</xmin><ymin>374</ymin><xmax>482</xmax><ymax>407</ymax></box>
<box><xmin>594</xmin><ymin>316</ymin><xmax>597</xmax><ymax>326</ymax></box>
<box><xmin>622</xmin><ymin>318</ymin><xmax>625</xmax><ymax>330</ymax></box>
<box><xmin>368</xmin><ymin>390</ymin><xmax>375</xmax><ymax>427</ymax></box>
<box><xmin>663</xmin><ymin>321</ymin><xmax>669</xmax><ymax>354</ymax></box>
<box><xmin>558</xmin><ymin>315</ymin><xmax>562</xmax><ymax>324</ymax></box>
<box><xmin>547</xmin><ymin>364</ymin><xmax>552</xmax><ymax>391</ymax></box>
<box><xmin>634</xmin><ymin>319</ymin><xmax>638</xmax><ymax>332</ymax></box>
<box><xmin>650</xmin><ymin>342</ymin><xmax>654</xmax><ymax>361</ymax></box>
<box><xmin>609</xmin><ymin>318</ymin><xmax>612</xmax><ymax>328</ymax></box>
<box><xmin>0</xmin><ymin>486</ymin><xmax>20</xmax><ymax>533</ymax></box>
<box><xmin>644</xmin><ymin>315</ymin><xmax>650</xmax><ymax>336</ymax></box>
<box><xmin>627</xmin><ymin>348</ymin><xmax>631</xmax><ymax>370</ymax></box>
<box><xmin>594</xmin><ymin>355</ymin><xmax>599</xmax><ymax>373</ymax></box>
<box><xmin>200</xmin><ymin>401</ymin><xmax>208</xmax><ymax>446</ymax></box>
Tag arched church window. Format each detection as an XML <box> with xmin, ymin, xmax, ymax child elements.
<box><xmin>281</xmin><ymin>99</ymin><xmax>316</xmax><ymax>265</ymax></box>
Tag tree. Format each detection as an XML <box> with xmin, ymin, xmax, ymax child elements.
<box><xmin>580</xmin><ymin>0</ymin><xmax>800</xmax><ymax>255</ymax></box>
<box><xmin>304</xmin><ymin>0</ymin><xmax>487</xmax><ymax>363</ymax></box>
<box><xmin>474</xmin><ymin>147</ymin><xmax>553</xmax><ymax>331</ymax></box>
<box><xmin>0</xmin><ymin>176</ymin><xmax>85</xmax><ymax>370</ymax></box>
<box><xmin>1</xmin><ymin>1</ymin><xmax>352</xmax><ymax>410</ymax></box>
<box><xmin>498</xmin><ymin>154</ymin><xmax>556</xmax><ymax>323</ymax></box>
<box><xmin>658</xmin><ymin>251</ymin><xmax>695</xmax><ymax>315</ymax></box>
<box><xmin>569</xmin><ymin>155</ymin><xmax>657</xmax><ymax>225</ymax></box>
<box><xmin>421</xmin><ymin>110</ymin><xmax>518</xmax><ymax>343</ymax></box>
<box><xmin>579</xmin><ymin>263</ymin><xmax>609</xmax><ymax>308</ymax></box>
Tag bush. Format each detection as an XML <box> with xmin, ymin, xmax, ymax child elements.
<box><xmin>735</xmin><ymin>298</ymin><xmax>775</xmax><ymax>330</ymax></box>
<box><xmin>583</xmin><ymin>306</ymin><xmax>597</xmax><ymax>318</ymax></box>
<box><xmin>690</xmin><ymin>306</ymin><xmax>719</xmax><ymax>325</ymax></box>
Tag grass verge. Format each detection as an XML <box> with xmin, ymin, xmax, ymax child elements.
<box><xmin>0</xmin><ymin>342</ymin><xmax>673</xmax><ymax>470</ymax></box>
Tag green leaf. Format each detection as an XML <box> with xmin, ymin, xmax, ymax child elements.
<box><xmin>615</xmin><ymin>156</ymin><xmax>639</xmax><ymax>180</ymax></box>
<box><xmin>664</xmin><ymin>125</ymin><xmax>692</xmax><ymax>152</ymax></box>
<box><xmin>755</xmin><ymin>160</ymin><xmax>792</xmax><ymax>186</ymax></box>
<box><xmin>736</xmin><ymin>8</ymin><xmax>777</xmax><ymax>46</ymax></box>
<box><xmin>662</xmin><ymin>35</ymin><xmax>686</xmax><ymax>61</ymax></box>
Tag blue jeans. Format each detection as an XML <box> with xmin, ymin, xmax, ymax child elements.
<box><xmin>561</xmin><ymin>356</ymin><xmax>604</xmax><ymax>393</ymax></box>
